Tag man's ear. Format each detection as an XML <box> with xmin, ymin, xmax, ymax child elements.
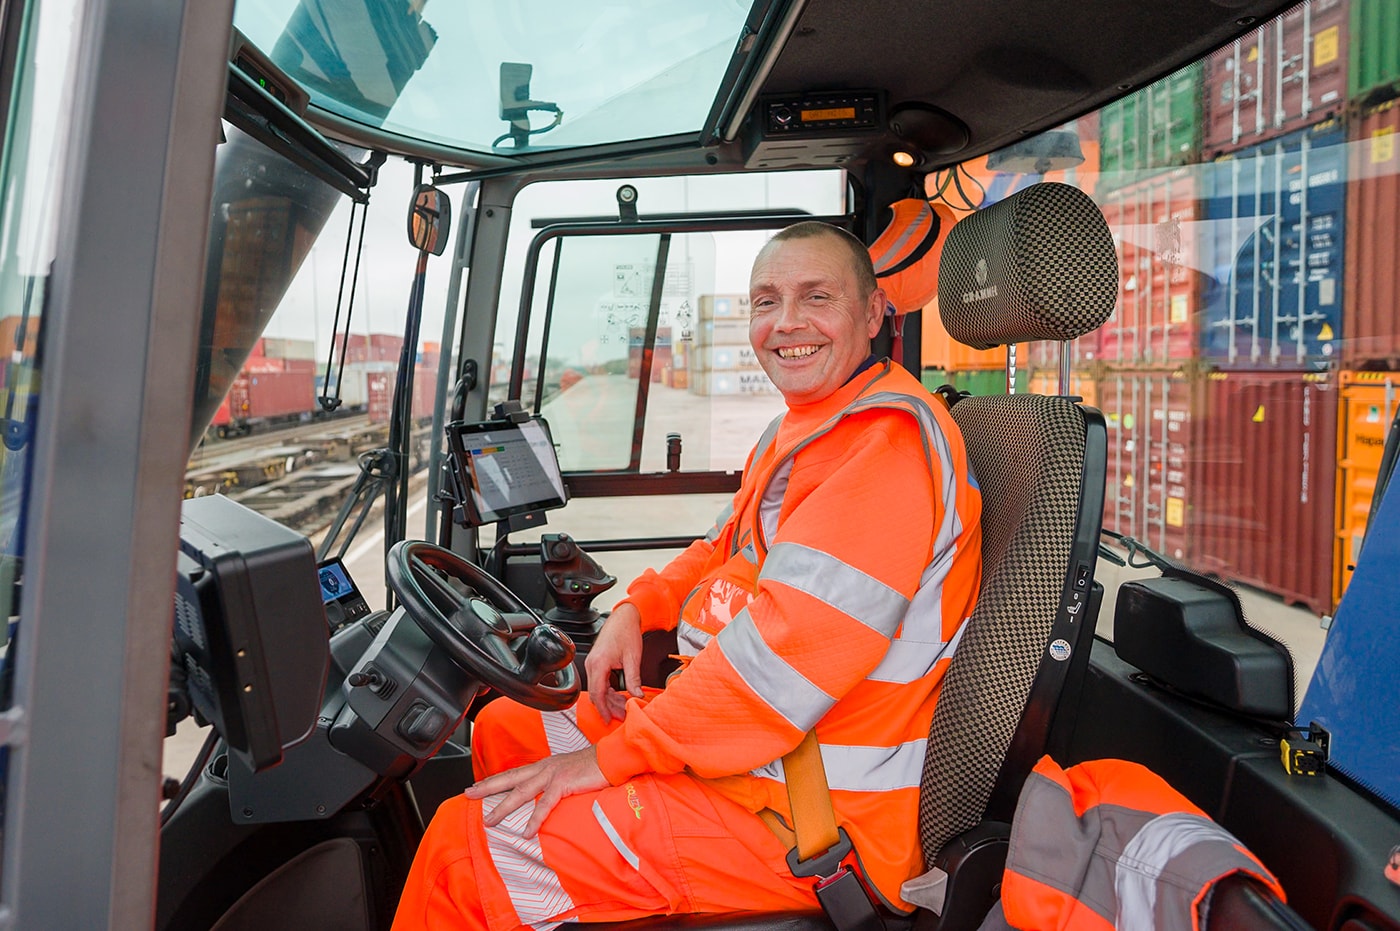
<box><xmin>866</xmin><ymin>287</ymin><xmax>889</xmax><ymax>338</ymax></box>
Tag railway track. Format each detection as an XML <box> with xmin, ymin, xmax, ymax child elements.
<box><xmin>185</xmin><ymin>416</ymin><xmax>436</xmax><ymax>534</ymax></box>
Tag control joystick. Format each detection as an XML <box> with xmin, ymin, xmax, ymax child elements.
<box><xmin>542</xmin><ymin>533</ymin><xmax>616</xmax><ymax>620</ymax></box>
<box><xmin>540</xmin><ymin>533</ymin><xmax>615</xmax><ymax>666</ymax></box>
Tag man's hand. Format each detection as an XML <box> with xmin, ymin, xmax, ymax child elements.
<box><xmin>586</xmin><ymin>602</ymin><xmax>644</xmax><ymax>723</ymax></box>
<box><xmin>465</xmin><ymin>746</ymin><xmax>608</xmax><ymax>836</ymax></box>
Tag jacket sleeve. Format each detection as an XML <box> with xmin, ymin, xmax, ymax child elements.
<box><xmin>595</xmin><ymin>410</ymin><xmax>942</xmax><ymax>782</ymax></box>
<box><xmin>611</xmin><ymin>451</ymin><xmax>755</xmax><ymax>633</ymax></box>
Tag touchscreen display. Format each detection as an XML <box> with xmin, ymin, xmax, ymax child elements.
<box><xmin>318</xmin><ymin>560</ymin><xmax>356</xmax><ymax>604</ymax></box>
<box><xmin>448</xmin><ymin>418</ymin><xmax>567</xmax><ymax>525</ymax></box>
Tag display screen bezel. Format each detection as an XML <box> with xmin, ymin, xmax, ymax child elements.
<box><xmin>446</xmin><ymin>416</ymin><xmax>568</xmax><ymax>526</ymax></box>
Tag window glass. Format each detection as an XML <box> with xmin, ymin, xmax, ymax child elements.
<box><xmin>931</xmin><ymin>3</ymin><xmax>1393</xmax><ymax>712</ymax></box>
<box><xmin>233</xmin><ymin>0</ymin><xmax>753</xmax><ymax>155</ymax></box>
<box><xmin>0</xmin><ymin>0</ymin><xmax>88</xmax><ymax>877</ymax></box>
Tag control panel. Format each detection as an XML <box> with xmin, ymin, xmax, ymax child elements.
<box><xmin>318</xmin><ymin>558</ymin><xmax>372</xmax><ymax>630</ymax></box>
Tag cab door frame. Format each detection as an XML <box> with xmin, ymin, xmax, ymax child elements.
<box><xmin>0</xmin><ymin>0</ymin><xmax>231</xmax><ymax>924</ymax></box>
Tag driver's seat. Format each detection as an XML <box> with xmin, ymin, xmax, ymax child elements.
<box><xmin>567</xmin><ymin>182</ymin><xmax>1118</xmax><ymax>931</ymax></box>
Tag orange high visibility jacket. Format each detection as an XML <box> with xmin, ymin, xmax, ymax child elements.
<box><xmin>594</xmin><ymin>360</ymin><xmax>983</xmax><ymax>909</ymax></box>
<box><xmin>989</xmin><ymin>756</ymin><xmax>1286</xmax><ymax>931</ymax></box>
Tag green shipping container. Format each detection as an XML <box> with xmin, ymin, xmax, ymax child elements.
<box><xmin>1100</xmin><ymin>62</ymin><xmax>1203</xmax><ymax>175</ymax></box>
<box><xmin>1351</xmin><ymin>0</ymin><xmax>1400</xmax><ymax>101</ymax></box>
<box><xmin>921</xmin><ymin>368</ymin><xmax>1028</xmax><ymax>396</ymax></box>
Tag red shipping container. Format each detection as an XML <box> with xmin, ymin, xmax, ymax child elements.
<box><xmin>1202</xmin><ymin>0</ymin><xmax>1350</xmax><ymax>157</ymax></box>
<box><xmin>367</xmin><ymin>367</ymin><xmax>436</xmax><ymax>423</ymax></box>
<box><xmin>1342</xmin><ymin>93</ymin><xmax>1400</xmax><ymax>366</ymax></box>
<box><xmin>1100</xmin><ymin>369</ymin><xmax>1196</xmax><ymax>562</ymax></box>
<box><xmin>1188</xmin><ymin>369</ymin><xmax>1337</xmax><ymax>614</ymax></box>
<box><xmin>1098</xmin><ymin>167</ymin><xmax>1202</xmax><ymax>366</ymax></box>
<box><xmin>281</xmin><ymin>358</ymin><xmax>316</xmax><ymax>375</ymax></box>
<box><xmin>226</xmin><ymin>370</ymin><xmax>315</xmax><ymax>422</ymax></box>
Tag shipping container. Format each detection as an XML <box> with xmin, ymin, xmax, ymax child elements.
<box><xmin>1098</xmin><ymin>166</ymin><xmax>1202</xmax><ymax>365</ymax></box>
<box><xmin>1189</xmin><ymin>369</ymin><xmax>1337</xmax><ymax>614</ymax></box>
<box><xmin>1100</xmin><ymin>370</ymin><xmax>1196</xmax><ymax>562</ymax></box>
<box><xmin>920</xmin><ymin>367</ymin><xmax>1028</xmax><ymax>397</ymax></box>
<box><xmin>692</xmin><ymin>344</ymin><xmax>764</xmax><ymax>371</ymax></box>
<box><xmin>1026</xmin><ymin>369</ymin><xmax>1099</xmax><ymax>406</ymax></box>
<box><xmin>1198</xmin><ymin>120</ymin><xmax>1347</xmax><ymax>368</ymax></box>
<box><xmin>318</xmin><ymin>359</ymin><xmax>394</xmax><ymax>411</ymax></box>
<box><xmin>1334</xmin><ymin>370</ymin><xmax>1395</xmax><ymax>606</ymax></box>
<box><xmin>261</xmin><ymin>336</ymin><xmax>317</xmax><ymax>361</ymax></box>
<box><xmin>367</xmin><ymin>366</ymin><xmax>436</xmax><ymax>424</ymax></box>
<box><xmin>922</xmin><ymin>301</ymin><xmax>1010</xmax><ymax>370</ymax></box>
<box><xmin>688</xmin><ymin>369</ymin><xmax>780</xmax><ymax>397</ymax></box>
<box><xmin>1020</xmin><ymin>337</ymin><xmax>1100</xmax><ymax>370</ymax></box>
<box><xmin>1202</xmin><ymin>0</ymin><xmax>1350</xmax><ymax>157</ymax></box>
<box><xmin>1100</xmin><ymin>62</ymin><xmax>1204</xmax><ymax>175</ymax></box>
<box><xmin>217</xmin><ymin>369</ymin><xmax>315</xmax><ymax>435</ymax></box>
<box><xmin>1348</xmin><ymin>0</ymin><xmax>1400</xmax><ymax>100</ymax></box>
<box><xmin>698</xmin><ymin>294</ymin><xmax>751</xmax><ymax>319</ymax></box>
<box><xmin>1342</xmin><ymin>93</ymin><xmax>1400</xmax><ymax>366</ymax></box>
<box><xmin>696</xmin><ymin>317</ymin><xmax>750</xmax><ymax>346</ymax></box>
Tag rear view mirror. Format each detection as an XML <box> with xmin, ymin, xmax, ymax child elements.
<box><xmin>407</xmin><ymin>184</ymin><xmax>450</xmax><ymax>255</ymax></box>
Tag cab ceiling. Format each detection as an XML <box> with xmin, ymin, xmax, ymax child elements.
<box><xmin>759</xmin><ymin>0</ymin><xmax>1304</xmax><ymax>167</ymax></box>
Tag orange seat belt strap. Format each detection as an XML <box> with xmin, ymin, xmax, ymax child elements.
<box><xmin>780</xmin><ymin>731</ymin><xmax>887</xmax><ymax>930</ymax></box>
<box><xmin>783</xmin><ymin>729</ymin><xmax>842</xmax><ymax>861</ymax></box>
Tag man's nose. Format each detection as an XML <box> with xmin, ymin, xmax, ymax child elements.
<box><xmin>771</xmin><ymin>297</ymin><xmax>804</xmax><ymax>331</ymax></box>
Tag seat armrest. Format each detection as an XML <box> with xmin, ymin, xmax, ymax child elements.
<box><xmin>908</xmin><ymin>822</ymin><xmax>1009</xmax><ymax>931</ymax></box>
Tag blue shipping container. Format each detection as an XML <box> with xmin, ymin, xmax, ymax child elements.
<box><xmin>1198</xmin><ymin>121</ymin><xmax>1347</xmax><ymax>368</ymax></box>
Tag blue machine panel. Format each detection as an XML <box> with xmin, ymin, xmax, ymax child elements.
<box><xmin>1299</xmin><ymin>470</ymin><xmax>1400</xmax><ymax>811</ymax></box>
<box><xmin>1198</xmin><ymin>121</ymin><xmax>1347</xmax><ymax>368</ymax></box>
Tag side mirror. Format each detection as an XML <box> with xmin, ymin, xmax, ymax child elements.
<box><xmin>407</xmin><ymin>183</ymin><xmax>450</xmax><ymax>256</ymax></box>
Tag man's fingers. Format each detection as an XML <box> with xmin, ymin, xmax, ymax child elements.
<box><xmin>481</xmin><ymin>785</ymin><xmax>535</xmax><ymax>828</ymax></box>
<box><xmin>525</xmin><ymin>788</ymin><xmax>560</xmax><ymax>837</ymax></box>
<box><xmin>622</xmin><ymin>651</ymin><xmax>644</xmax><ymax>698</ymax></box>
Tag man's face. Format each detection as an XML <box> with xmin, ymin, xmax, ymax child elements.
<box><xmin>748</xmin><ymin>234</ymin><xmax>885</xmax><ymax>406</ymax></box>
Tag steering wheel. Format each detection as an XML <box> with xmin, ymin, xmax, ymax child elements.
<box><xmin>387</xmin><ymin>540</ymin><xmax>579</xmax><ymax>711</ymax></box>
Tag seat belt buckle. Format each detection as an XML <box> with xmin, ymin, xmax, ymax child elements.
<box><xmin>785</xmin><ymin>827</ymin><xmax>886</xmax><ymax>931</ymax></box>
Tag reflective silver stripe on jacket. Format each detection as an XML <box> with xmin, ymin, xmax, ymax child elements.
<box><xmin>676</xmin><ymin>619</ymin><xmax>712</xmax><ymax>657</ymax></box>
<box><xmin>751</xmin><ymin>738</ymin><xmax>928</xmax><ymax>792</ymax></box>
<box><xmin>705</xmin><ymin>501</ymin><xmax>735</xmax><ymax>544</ymax></box>
<box><xmin>482</xmin><ymin>795</ymin><xmax>575</xmax><ymax>930</ymax></box>
<box><xmin>753</xmin><ymin>376</ymin><xmax>968</xmax><ymax>685</ymax></box>
<box><xmin>1008</xmin><ymin>770</ymin><xmax>1273</xmax><ymax>931</ymax></box>
<box><xmin>716</xmin><ymin>606</ymin><xmax>834</xmax><ymax>731</ymax></box>
<box><xmin>760</xmin><ymin>542</ymin><xmax>909</xmax><ymax>639</ymax></box>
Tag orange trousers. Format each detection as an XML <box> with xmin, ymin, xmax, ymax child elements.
<box><xmin>391</xmin><ymin>694</ymin><xmax>818</xmax><ymax>931</ymax></box>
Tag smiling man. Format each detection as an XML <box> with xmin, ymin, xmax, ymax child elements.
<box><xmin>393</xmin><ymin>221</ymin><xmax>983</xmax><ymax>931</ymax></box>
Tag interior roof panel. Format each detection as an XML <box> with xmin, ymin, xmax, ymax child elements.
<box><xmin>759</xmin><ymin>0</ymin><xmax>1306</xmax><ymax>165</ymax></box>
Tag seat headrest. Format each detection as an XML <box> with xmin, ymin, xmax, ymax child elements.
<box><xmin>937</xmin><ymin>182</ymin><xmax>1117</xmax><ymax>349</ymax></box>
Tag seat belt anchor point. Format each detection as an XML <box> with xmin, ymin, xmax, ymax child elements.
<box><xmin>785</xmin><ymin>825</ymin><xmax>856</xmax><ymax>879</ymax></box>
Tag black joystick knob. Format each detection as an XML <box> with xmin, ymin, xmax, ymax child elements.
<box><xmin>519</xmin><ymin>624</ymin><xmax>575</xmax><ymax>682</ymax></box>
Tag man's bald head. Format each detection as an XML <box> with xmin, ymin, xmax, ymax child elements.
<box><xmin>763</xmin><ymin>222</ymin><xmax>879</xmax><ymax>300</ymax></box>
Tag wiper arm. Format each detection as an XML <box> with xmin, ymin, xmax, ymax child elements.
<box><xmin>317</xmin><ymin>448</ymin><xmax>395</xmax><ymax>563</ymax></box>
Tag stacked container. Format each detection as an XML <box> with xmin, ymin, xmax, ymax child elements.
<box><xmin>1202</xmin><ymin>0</ymin><xmax>1350</xmax><ymax>158</ymax></box>
<box><xmin>1085</xmin><ymin>73</ymin><xmax>1210</xmax><ymax>563</ymax></box>
<box><xmin>688</xmin><ymin>294</ymin><xmax>778</xmax><ymax>397</ymax></box>
<box><xmin>1186</xmin><ymin>3</ymin><xmax>1352</xmax><ymax>614</ymax></box>
<box><xmin>1330</xmin><ymin>0</ymin><xmax>1400</xmax><ymax>603</ymax></box>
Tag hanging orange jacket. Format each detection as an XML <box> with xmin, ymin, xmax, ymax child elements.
<box><xmin>988</xmin><ymin>756</ymin><xmax>1286</xmax><ymax>931</ymax></box>
<box><xmin>596</xmin><ymin>359</ymin><xmax>983</xmax><ymax>908</ymax></box>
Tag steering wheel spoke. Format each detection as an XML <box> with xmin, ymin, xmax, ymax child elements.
<box><xmin>387</xmin><ymin>540</ymin><xmax>579</xmax><ymax>711</ymax></box>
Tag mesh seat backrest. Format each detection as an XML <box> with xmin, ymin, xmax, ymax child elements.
<box><xmin>919</xmin><ymin>393</ymin><xmax>1087</xmax><ymax>861</ymax></box>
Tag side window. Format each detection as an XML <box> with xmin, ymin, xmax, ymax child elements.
<box><xmin>521</xmin><ymin>230</ymin><xmax>785</xmax><ymax>475</ymax></box>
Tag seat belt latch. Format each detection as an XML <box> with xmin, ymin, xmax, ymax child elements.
<box><xmin>785</xmin><ymin>827</ymin><xmax>886</xmax><ymax>931</ymax></box>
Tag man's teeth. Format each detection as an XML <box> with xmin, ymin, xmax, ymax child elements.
<box><xmin>777</xmin><ymin>346</ymin><xmax>819</xmax><ymax>359</ymax></box>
